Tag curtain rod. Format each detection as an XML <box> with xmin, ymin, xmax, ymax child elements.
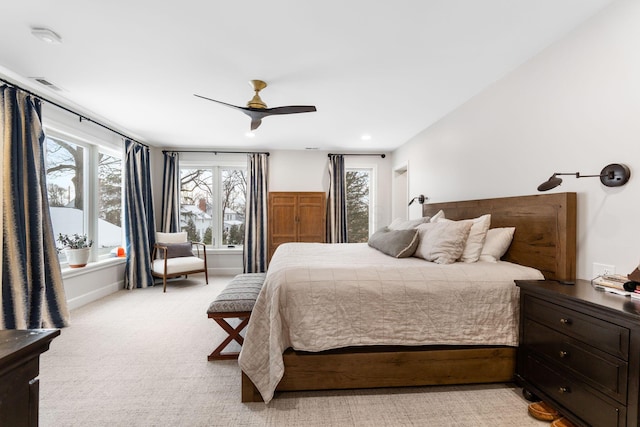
<box><xmin>163</xmin><ymin>149</ymin><xmax>270</xmax><ymax>156</ymax></box>
<box><xmin>0</xmin><ymin>76</ymin><xmax>148</xmax><ymax>148</ymax></box>
<box><xmin>328</xmin><ymin>153</ymin><xmax>386</xmax><ymax>158</ymax></box>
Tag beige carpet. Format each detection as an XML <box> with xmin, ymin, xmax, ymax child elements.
<box><xmin>39</xmin><ymin>275</ymin><xmax>548</xmax><ymax>427</ymax></box>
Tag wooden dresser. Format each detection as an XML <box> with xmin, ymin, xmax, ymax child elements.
<box><xmin>0</xmin><ymin>329</ymin><xmax>60</xmax><ymax>427</ymax></box>
<box><xmin>267</xmin><ymin>192</ymin><xmax>326</xmax><ymax>261</ymax></box>
<box><xmin>516</xmin><ymin>279</ymin><xmax>640</xmax><ymax>427</ymax></box>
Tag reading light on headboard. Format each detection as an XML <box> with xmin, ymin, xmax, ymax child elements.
<box><xmin>537</xmin><ymin>163</ymin><xmax>630</xmax><ymax>191</ymax></box>
<box><xmin>408</xmin><ymin>195</ymin><xmax>427</xmax><ymax>206</ymax></box>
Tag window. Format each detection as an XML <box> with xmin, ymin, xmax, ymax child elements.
<box><xmin>179</xmin><ymin>165</ymin><xmax>246</xmax><ymax>248</ymax></box>
<box><xmin>97</xmin><ymin>151</ymin><xmax>122</xmax><ymax>256</ymax></box>
<box><xmin>346</xmin><ymin>168</ymin><xmax>374</xmax><ymax>243</ymax></box>
<box><xmin>45</xmin><ymin>134</ymin><xmax>123</xmax><ymax>264</ymax></box>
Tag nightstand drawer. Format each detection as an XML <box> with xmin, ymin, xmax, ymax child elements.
<box><xmin>523</xmin><ymin>295</ymin><xmax>629</xmax><ymax>359</ymax></box>
<box><xmin>524</xmin><ymin>355</ymin><xmax>626</xmax><ymax>427</ymax></box>
<box><xmin>524</xmin><ymin>318</ymin><xmax>628</xmax><ymax>403</ymax></box>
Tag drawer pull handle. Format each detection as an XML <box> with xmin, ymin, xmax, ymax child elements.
<box><xmin>559</xmin><ymin>350</ymin><xmax>568</xmax><ymax>358</ymax></box>
<box><xmin>559</xmin><ymin>386</ymin><xmax>571</xmax><ymax>394</ymax></box>
<box><xmin>559</xmin><ymin>318</ymin><xmax>572</xmax><ymax>325</ymax></box>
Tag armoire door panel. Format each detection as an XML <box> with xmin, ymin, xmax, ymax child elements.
<box><xmin>268</xmin><ymin>192</ymin><xmax>326</xmax><ymax>263</ymax></box>
<box><xmin>298</xmin><ymin>204</ymin><xmax>325</xmax><ymax>239</ymax></box>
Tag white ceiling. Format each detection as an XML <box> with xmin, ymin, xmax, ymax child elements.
<box><xmin>0</xmin><ymin>0</ymin><xmax>613</xmax><ymax>152</ymax></box>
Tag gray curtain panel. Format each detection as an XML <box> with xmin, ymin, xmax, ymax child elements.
<box><xmin>124</xmin><ymin>139</ymin><xmax>156</xmax><ymax>289</ymax></box>
<box><xmin>326</xmin><ymin>154</ymin><xmax>348</xmax><ymax>243</ymax></box>
<box><xmin>243</xmin><ymin>153</ymin><xmax>268</xmax><ymax>273</ymax></box>
<box><xmin>1</xmin><ymin>85</ymin><xmax>70</xmax><ymax>328</ymax></box>
<box><xmin>160</xmin><ymin>151</ymin><xmax>180</xmax><ymax>233</ymax></box>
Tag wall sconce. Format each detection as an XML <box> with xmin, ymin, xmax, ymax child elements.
<box><xmin>408</xmin><ymin>195</ymin><xmax>427</xmax><ymax>206</ymax></box>
<box><xmin>537</xmin><ymin>163</ymin><xmax>630</xmax><ymax>192</ymax></box>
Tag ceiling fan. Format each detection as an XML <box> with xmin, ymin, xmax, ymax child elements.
<box><xmin>194</xmin><ymin>80</ymin><xmax>317</xmax><ymax>131</ymax></box>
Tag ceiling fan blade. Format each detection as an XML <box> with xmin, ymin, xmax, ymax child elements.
<box><xmin>193</xmin><ymin>94</ymin><xmax>244</xmax><ymax>111</ymax></box>
<box><xmin>195</xmin><ymin>88</ymin><xmax>316</xmax><ymax>131</ymax></box>
<box><xmin>195</xmin><ymin>93</ymin><xmax>266</xmax><ymax>129</ymax></box>
<box><xmin>250</xmin><ymin>118</ymin><xmax>262</xmax><ymax>130</ymax></box>
<box><xmin>263</xmin><ymin>105</ymin><xmax>317</xmax><ymax>115</ymax></box>
<box><xmin>244</xmin><ymin>106</ymin><xmax>315</xmax><ymax>130</ymax></box>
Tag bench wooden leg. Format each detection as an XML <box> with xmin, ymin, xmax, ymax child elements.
<box><xmin>208</xmin><ymin>314</ymin><xmax>250</xmax><ymax>361</ymax></box>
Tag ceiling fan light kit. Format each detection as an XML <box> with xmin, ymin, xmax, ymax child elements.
<box><xmin>195</xmin><ymin>79</ymin><xmax>317</xmax><ymax>131</ymax></box>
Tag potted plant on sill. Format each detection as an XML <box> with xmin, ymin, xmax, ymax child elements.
<box><xmin>57</xmin><ymin>233</ymin><xmax>93</xmax><ymax>268</ymax></box>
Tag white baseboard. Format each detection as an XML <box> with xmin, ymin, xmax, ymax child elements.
<box><xmin>66</xmin><ymin>269</ymin><xmax>239</xmax><ymax>310</ymax></box>
<box><xmin>67</xmin><ymin>281</ymin><xmax>122</xmax><ymax>310</ymax></box>
<box><xmin>209</xmin><ymin>267</ymin><xmax>243</xmax><ymax>276</ymax></box>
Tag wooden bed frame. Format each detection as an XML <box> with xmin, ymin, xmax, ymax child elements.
<box><xmin>241</xmin><ymin>192</ymin><xmax>577</xmax><ymax>402</ymax></box>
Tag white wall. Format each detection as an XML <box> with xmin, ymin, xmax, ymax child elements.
<box><xmin>63</xmin><ymin>260</ymin><xmax>126</xmax><ymax>310</ymax></box>
<box><xmin>392</xmin><ymin>0</ymin><xmax>640</xmax><ymax>280</ymax></box>
<box><xmin>269</xmin><ymin>150</ymin><xmax>331</xmax><ymax>192</ymax></box>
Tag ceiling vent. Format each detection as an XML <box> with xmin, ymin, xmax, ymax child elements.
<box><xmin>30</xmin><ymin>77</ymin><xmax>63</xmax><ymax>91</ymax></box>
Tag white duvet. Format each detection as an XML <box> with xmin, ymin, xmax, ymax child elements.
<box><xmin>238</xmin><ymin>242</ymin><xmax>544</xmax><ymax>403</ymax></box>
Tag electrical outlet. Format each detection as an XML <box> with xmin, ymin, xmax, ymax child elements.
<box><xmin>593</xmin><ymin>263</ymin><xmax>616</xmax><ymax>278</ymax></box>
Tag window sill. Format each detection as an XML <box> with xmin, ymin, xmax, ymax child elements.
<box><xmin>206</xmin><ymin>247</ymin><xmax>243</xmax><ymax>255</ymax></box>
<box><xmin>61</xmin><ymin>257</ymin><xmax>126</xmax><ymax>279</ymax></box>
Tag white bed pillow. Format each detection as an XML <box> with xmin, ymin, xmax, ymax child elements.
<box><xmin>479</xmin><ymin>227</ymin><xmax>516</xmax><ymax>262</ymax></box>
<box><xmin>388</xmin><ymin>217</ymin><xmax>430</xmax><ymax>230</ymax></box>
<box><xmin>429</xmin><ymin>210</ymin><xmax>445</xmax><ymax>222</ymax></box>
<box><xmin>436</xmin><ymin>214</ymin><xmax>491</xmax><ymax>263</ymax></box>
<box><xmin>413</xmin><ymin>221</ymin><xmax>472</xmax><ymax>264</ymax></box>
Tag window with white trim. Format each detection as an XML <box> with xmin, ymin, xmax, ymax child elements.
<box><xmin>179</xmin><ymin>164</ymin><xmax>246</xmax><ymax>248</ymax></box>
<box><xmin>45</xmin><ymin>133</ymin><xmax>123</xmax><ymax>264</ymax></box>
<box><xmin>346</xmin><ymin>167</ymin><xmax>375</xmax><ymax>243</ymax></box>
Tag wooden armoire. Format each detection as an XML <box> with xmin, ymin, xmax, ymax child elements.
<box><xmin>267</xmin><ymin>192</ymin><xmax>326</xmax><ymax>261</ymax></box>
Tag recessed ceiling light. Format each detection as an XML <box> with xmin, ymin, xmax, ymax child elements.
<box><xmin>361</xmin><ymin>134</ymin><xmax>372</xmax><ymax>141</ymax></box>
<box><xmin>245</xmin><ymin>131</ymin><xmax>255</xmax><ymax>138</ymax></box>
<box><xmin>30</xmin><ymin>27</ymin><xmax>62</xmax><ymax>44</ymax></box>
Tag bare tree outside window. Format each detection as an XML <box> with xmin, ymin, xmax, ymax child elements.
<box><xmin>97</xmin><ymin>152</ymin><xmax>122</xmax><ymax>254</ymax></box>
<box><xmin>179</xmin><ymin>166</ymin><xmax>247</xmax><ymax>247</ymax></box>
<box><xmin>180</xmin><ymin>169</ymin><xmax>214</xmax><ymax>244</ymax></box>
<box><xmin>221</xmin><ymin>168</ymin><xmax>246</xmax><ymax>246</ymax></box>
<box><xmin>46</xmin><ymin>138</ymin><xmax>84</xmax><ymax>210</ymax></box>
<box><xmin>346</xmin><ymin>169</ymin><xmax>370</xmax><ymax>243</ymax></box>
<box><xmin>45</xmin><ymin>136</ymin><xmax>124</xmax><ymax>262</ymax></box>
<box><xmin>46</xmin><ymin>138</ymin><xmax>85</xmax><ymax>261</ymax></box>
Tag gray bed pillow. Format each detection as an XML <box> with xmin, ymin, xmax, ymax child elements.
<box><xmin>163</xmin><ymin>242</ymin><xmax>195</xmax><ymax>258</ymax></box>
<box><xmin>368</xmin><ymin>227</ymin><xmax>419</xmax><ymax>258</ymax></box>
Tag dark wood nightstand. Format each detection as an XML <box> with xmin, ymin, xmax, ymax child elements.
<box><xmin>516</xmin><ymin>279</ymin><xmax>640</xmax><ymax>427</ymax></box>
<box><xmin>0</xmin><ymin>329</ymin><xmax>60</xmax><ymax>427</ymax></box>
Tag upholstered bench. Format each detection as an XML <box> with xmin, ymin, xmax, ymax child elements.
<box><xmin>206</xmin><ymin>273</ymin><xmax>266</xmax><ymax>360</ymax></box>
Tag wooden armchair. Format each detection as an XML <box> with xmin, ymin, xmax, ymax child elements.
<box><xmin>151</xmin><ymin>232</ymin><xmax>209</xmax><ymax>292</ymax></box>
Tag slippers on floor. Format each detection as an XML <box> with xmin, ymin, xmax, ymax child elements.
<box><xmin>551</xmin><ymin>417</ymin><xmax>577</xmax><ymax>427</ymax></box>
<box><xmin>527</xmin><ymin>401</ymin><xmax>560</xmax><ymax>421</ymax></box>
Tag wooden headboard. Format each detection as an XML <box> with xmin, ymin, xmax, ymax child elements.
<box><xmin>423</xmin><ymin>192</ymin><xmax>576</xmax><ymax>281</ymax></box>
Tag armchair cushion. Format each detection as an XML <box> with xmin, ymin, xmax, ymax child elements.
<box><xmin>156</xmin><ymin>231</ymin><xmax>188</xmax><ymax>244</ymax></box>
<box><xmin>162</xmin><ymin>242</ymin><xmax>195</xmax><ymax>258</ymax></box>
<box><xmin>152</xmin><ymin>257</ymin><xmax>205</xmax><ymax>276</ymax></box>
